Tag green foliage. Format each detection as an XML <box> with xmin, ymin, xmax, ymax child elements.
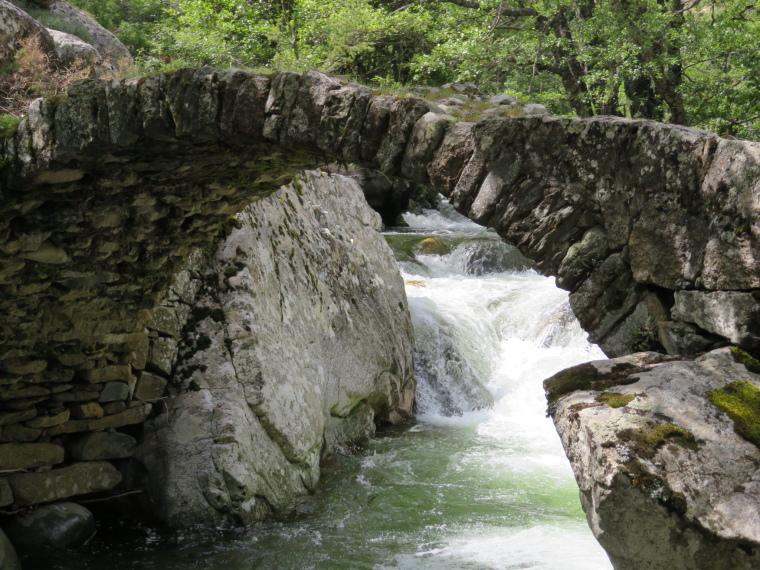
<box><xmin>64</xmin><ymin>0</ymin><xmax>759</xmax><ymax>139</ymax></box>
<box><xmin>707</xmin><ymin>380</ymin><xmax>760</xmax><ymax>449</ymax></box>
<box><xmin>0</xmin><ymin>115</ymin><xmax>21</xmax><ymax>139</ymax></box>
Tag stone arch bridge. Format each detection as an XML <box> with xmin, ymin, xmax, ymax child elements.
<box><xmin>0</xmin><ymin>68</ymin><xmax>759</xmax><ymax>515</ymax></box>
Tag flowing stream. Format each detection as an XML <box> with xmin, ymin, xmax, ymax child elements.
<box><xmin>28</xmin><ymin>203</ymin><xmax>612</xmax><ymax>570</ymax></box>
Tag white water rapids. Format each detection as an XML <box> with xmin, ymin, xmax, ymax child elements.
<box><xmin>28</xmin><ymin>201</ymin><xmax>614</xmax><ymax>570</ymax></box>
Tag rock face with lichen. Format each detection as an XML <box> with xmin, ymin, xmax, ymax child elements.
<box><xmin>135</xmin><ymin>171</ymin><xmax>415</xmax><ymax>527</ymax></box>
<box><xmin>545</xmin><ymin>347</ymin><xmax>760</xmax><ymax>570</ymax></box>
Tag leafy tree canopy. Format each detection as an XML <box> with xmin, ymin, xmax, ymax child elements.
<box><xmin>69</xmin><ymin>0</ymin><xmax>760</xmax><ymax>138</ymax></box>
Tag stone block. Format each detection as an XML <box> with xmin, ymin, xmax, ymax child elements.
<box><xmin>148</xmin><ymin>337</ymin><xmax>177</xmax><ymax>376</ymax></box>
<box><xmin>45</xmin><ymin>404</ymin><xmax>152</xmax><ymax>436</ymax></box>
<box><xmin>69</xmin><ymin>401</ymin><xmax>104</xmax><ymax>420</ymax></box>
<box><xmin>0</xmin><ymin>443</ymin><xmax>64</xmax><ymax>470</ymax></box>
<box><xmin>0</xmin><ymin>358</ymin><xmax>47</xmax><ymax>375</ymax></box>
<box><xmin>24</xmin><ymin>409</ymin><xmax>70</xmax><ymax>429</ymax></box>
<box><xmin>123</xmin><ymin>333</ymin><xmax>150</xmax><ymax>371</ymax></box>
<box><xmin>0</xmin><ymin>478</ymin><xmax>13</xmax><ymax>507</ymax></box>
<box><xmin>0</xmin><ymin>409</ymin><xmax>37</xmax><ymax>426</ymax></box>
<box><xmin>98</xmin><ymin>382</ymin><xmax>130</xmax><ymax>403</ymax></box>
<box><xmin>0</xmin><ymin>424</ymin><xmax>42</xmax><ymax>443</ymax></box>
<box><xmin>80</xmin><ymin>364</ymin><xmax>133</xmax><ymax>383</ymax></box>
<box><xmin>67</xmin><ymin>431</ymin><xmax>137</xmax><ymax>460</ymax></box>
<box><xmin>673</xmin><ymin>291</ymin><xmax>760</xmax><ymax>349</ymax></box>
<box><xmin>51</xmin><ymin>387</ymin><xmax>101</xmax><ymax>403</ymax></box>
<box><xmin>7</xmin><ymin>461</ymin><xmax>121</xmax><ymax>505</ymax></box>
<box><xmin>134</xmin><ymin>372</ymin><xmax>167</xmax><ymax>401</ymax></box>
<box><xmin>102</xmin><ymin>401</ymin><xmax>126</xmax><ymax>415</ymax></box>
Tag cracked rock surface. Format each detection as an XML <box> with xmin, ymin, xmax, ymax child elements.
<box><xmin>136</xmin><ymin>171</ymin><xmax>415</xmax><ymax>527</ymax></box>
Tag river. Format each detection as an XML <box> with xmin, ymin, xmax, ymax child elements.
<box><xmin>27</xmin><ymin>202</ymin><xmax>612</xmax><ymax>570</ymax></box>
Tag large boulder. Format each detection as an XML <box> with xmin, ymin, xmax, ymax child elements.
<box><xmin>49</xmin><ymin>0</ymin><xmax>132</xmax><ymax>66</ymax></box>
<box><xmin>137</xmin><ymin>172</ymin><xmax>415</xmax><ymax>527</ymax></box>
<box><xmin>0</xmin><ymin>0</ymin><xmax>56</xmax><ymax>63</ymax></box>
<box><xmin>545</xmin><ymin>347</ymin><xmax>760</xmax><ymax>570</ymax></box>
<box><xmin>47</xmin><ymin>28</ymin><xmax>99</xmax><ymax>65</ymax></box>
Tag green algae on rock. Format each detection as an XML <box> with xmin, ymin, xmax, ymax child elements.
<box><xmin>617</xmin><ymin>422</ymin><xmax>699</xmax><ymax>460</ymax></box>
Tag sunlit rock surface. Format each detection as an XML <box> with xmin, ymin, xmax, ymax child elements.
<box><xmin>546</xmin><ymin>348</ymin><xmax>760</xmax><ymax>570</ymax></box>
<box><xmin>137</xmin><ymin>172</ymin><xmax>415</xmax><ymax>526</ymax></box>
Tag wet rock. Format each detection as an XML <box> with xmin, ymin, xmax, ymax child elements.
<box><xmin>458</xmin><ymin>239</ymin><xmax>534</xmax><ymax>276</ymax></box>
<box><xmin>4</xmin><ymin>502</ymin><xmax>95</xmax><ymax>549</ymax></box>
<box><xmin>547</xmin><ymin>348</ymin><xmax>760</xmax><ymax>570</ymax></box>
<box><xmin>416</xmin><ymin>237</ymin><xmax>451</xmax><ymax>255</ymax></box>
<box><xmin>7</xmin><ymin>461</ymin><xmax>121</xmax><ymax>505</ymax></box>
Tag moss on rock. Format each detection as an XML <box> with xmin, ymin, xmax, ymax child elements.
<box><xmin>544</xmin><ymin>361</ymin><xmax>639</xmax><ymax>404</ymax></box>
<box><xmin>416</xmin><ymin>238</ymin><xmax>451</xmax><ymax>255</ymax></box>
<box><xmin>596</xmin><ymin>392</ymin><xmax>636</xmax><ymax>408</ymax></box>
<box><xmin>617</xmin><ymin>422</ymin><xmax>699</xmax><ymax>460</ymax></box>
<box><xmin>707</xmin><ymin>380</ymin><xmax>760</xmax><ymax>449</ymax></box>
<box><xmin>729</xmin><ymin>347</ymin><xmax>760</xmax><ymax>374</ymax></box>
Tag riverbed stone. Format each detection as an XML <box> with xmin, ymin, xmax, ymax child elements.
<box><xmin>4</xmin><ymin>502</ymin><xmax>95</xmax><ymax>549</ymax></box>
<box><xmin>67</xmin><ymin>431</ymin><xmax>136</xmax><ymax>460</ymax></box>
<box><xmin>0</xmin><ymin>443</ymin><xmax>64</xmax><ymax>470</ymax></box>
<box><xmin>7</xmin><ymin>461</ymin><xmax>122</xmax><ymax>505</ymax></box>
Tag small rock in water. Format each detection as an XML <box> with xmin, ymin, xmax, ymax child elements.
<box><xmin>4</xmin><ymin>502</ymin><xmax>96</xmax><ymax>549</ymax></box>
<box><xmin>416</xmin><ymin>238</ymin><xmax>451</xmax><ymax>256</ymax></box>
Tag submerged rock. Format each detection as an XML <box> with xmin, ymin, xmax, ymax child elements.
<box><xmin>4</xmin><ymin>502</ymin><xmax>95</xmax><ymax>549</ymax></box>
<box><xmin>137</xmin><ymin>172</ymin><xmax>415</xmax><ymax>527</ymax></box>
<box><xmin>546</xmin><ymin>347</ymin><xmax>760</xmax><ymax>570</ymax></box>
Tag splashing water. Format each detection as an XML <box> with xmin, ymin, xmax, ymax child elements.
<box><xmin>27</xmin><ymin>203</ymin><xmax>612</xmax><ymax>570</ymax></box>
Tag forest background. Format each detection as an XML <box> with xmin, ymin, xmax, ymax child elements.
<box><xmin>11</xmin><ymin>0</ymin><xmax>760</xmax><ymax>139</ymax></box>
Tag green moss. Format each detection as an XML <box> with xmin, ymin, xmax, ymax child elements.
<box><xmin>0</xmin><ymin>115</ymin><xmax>21</xmax><ymax>140</ymax></box>
<box><xmin>617</xmin><ymin>422</ymin><xmax>699</xmax><ymax>460</ymax></box>
<box><xmin>596</xmin><ymin>392</ymin><xmax>636</xmax><ymax>408</ymax></box>
<box><xmin>544</xmin><ymin>361</ymin><xmax>639</xmax><ymax>404</ymax></box>
<box><xmin>730</xmin><ymin>347</ymin><xmax>760</xmax><ymax>374</ymax></box>
<box><xmin>570</xmin><ymin>402</ymin><xmax>593</xmax><ymax>412</ymax></box>
<box><xmin>707</xmin><ymin>380</ymin><xmax>760</xmax><ymax>449</ymax></box>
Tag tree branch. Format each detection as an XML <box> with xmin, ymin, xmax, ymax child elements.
<box><xmin>440</xmin><ymin>0</ymin><xmax>482</xmax><ymax>8</ymax></box>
